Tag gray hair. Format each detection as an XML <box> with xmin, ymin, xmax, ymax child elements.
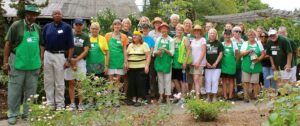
<box><xmin>170</xmin><ymin>14</ymin><xmax>180</xmax><ymax>20</ymax></box>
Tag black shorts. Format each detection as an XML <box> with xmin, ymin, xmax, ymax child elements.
<box><xmin>221</xmin><ymin>73</ymin><xmax>235</xmax><ymax>78</ymax></box>
<box><xmin>172</xmin><ymin>68</ymin><xmax>183</xmax><ymax>81</ymax></box>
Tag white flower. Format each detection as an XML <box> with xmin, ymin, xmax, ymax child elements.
<box><xmin>42</xmin><ymin>101</ymin><xmax>47</xmax><ymax>105</ymax></box>
<box><xmin>173</xmin><ymin>93</ymin><xmax>181</xmax><ymax>99</ymax></box>
<box><xmin>30</xmin><ymin>118</ymin><xmax>34</xmax><ymax>121</ymax></box>
<box><xmin>48</xmin><ymin>116</ymin><xmax>53</xmax><ymax>120</ymax></box>
<box><xmin>27</xmin><ymin>98</ymin><xmax>31</xmax><ymax>102</ymax></box>
<box><xmin>34</xmin><ymin>94</ymin><xmax>39</xmax><ymax>98</ymax></box>
<box><xmin>191</xmin><ymin>90</ymin><xmax>195</xmax><ymax>93</ymax></box>
<box><xmin>231</xmin><ymin>102</ymin><xmax>235</xmax><ymax>105</ymax></box>
<box><xmin>29</xmin><ymin>109</ymin><xmax>32</xmax><ymax>112</ymax></box>
<box><xmin>38</xmin><ymin>118</ymin><xmax>41</xmax><ymax>121</ymax></box>
<box><xmin>30</xmin><ymin>95</ymin><xmax>33</xmax><ymax>98</ymax></box>
<box><xmin>43</xmin><ymin>117</ymin><xmax>47</xmax><ymax>120</ymax></box>
<box><xmin>96</xmin><ymin>92</ymin><xmax>101</xmax><ymax>96</ymax></box>
<box><xmin>42</xmin><ymin>96</ymin><xmax>46</xmax><ymax>100</ymax></box>
<box><xmin>94</xmin><ymin>76</ymin><xmax>99</xmax><ymax>80</ymax></box>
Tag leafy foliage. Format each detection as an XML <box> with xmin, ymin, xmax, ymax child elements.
<box><xmin>28</xmin><ymin>74</ymin><xmax>173</xmax><ymax>126</ymax></box>
<box><xmin>186</xmin><ymin>98</ymin><xmax>231</xmax><ymax>121</ymax></box>
<box><xmin>258</xmin><ymin>84</ymin><xmax>300</xmax><ymax>126</ymax></box>
<box><xmin>235</xmin><ymin>0</ymin><xmax>269</xmax><ymax>12</ymax></box>
<box><xmin>9</xmin><ymin>0</ymin><xmax>48</xmax><ymax>19</ymax></box>
<box><xmin>91</xmin><ymin>8</ymin><xmax>117</xmax><ymax>35</ymax></box>
<box><xmin>245</xmin><ymin>17</ymin><xmax>300</xmax><ymax>44</ymax></box>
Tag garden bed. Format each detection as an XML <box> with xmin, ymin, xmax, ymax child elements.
<box><xmin>0</xmin><ymin>85</ymin><xmax>7</xmax><ymax>120</ymax></box>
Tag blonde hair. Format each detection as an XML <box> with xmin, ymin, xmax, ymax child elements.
<box><xmin>90</xmin><ymin>22</ymin><xmax>100</xmax><ymax>29</ymax></box>
<box><xmin>208</xmin><ymin>28</ymin><xmax>218</xmax><ymax>40</ymax></box>
<box><xmin>183</xmin><ymin>18</ymin><xmax>193</xmax><ymax>33</ymax></box>
<box><xmin>176</xmin><ymin>24</ymin><xmax>184</xmax><ymax>31</ymax></box>
<box><xmin>122</xmin><ymin>18</ymin><xmax>132</xmax><ymax>26</ymax></box>
<box><xmin>138</xmin><ymin>16</ymin><xmax>150</xmax><ymax>26</ymax></box>
<box><xmin>247</xmin><ymin>29</ymin><xmax>257</xmax><ymax>38</ymax></box>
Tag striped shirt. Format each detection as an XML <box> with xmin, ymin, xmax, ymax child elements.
<box><xmin>127</xmin><ymin>43</ymin><xmax>150</xmax><ymax>68</ymax></box>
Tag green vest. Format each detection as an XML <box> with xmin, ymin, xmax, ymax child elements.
<box><xmin>108</xmin><ymin>33</ymin><xmax>124</xmax><ymax>69</ymax></box>
<box><xmin>14</xmin><ymin>23</ymin><xmax>41</xmax><ymax>70</ymax></box>
<box><xmin>221</xmin><ymin>42</ymin><xmax>236</xmax><ymax>75</ymax></box>
<box><xmin>86</xmin><ymin>36</ymin><xmax>105</xmax><ymax>74</ymax></box>
<box><xmin>242</xmin><ymin>42</ymin><xmax>262</xmax><ymax>73</ymax></box>
<box><xmin>154</xmin><ymin>38</ymin><xmax>172</xmax><ymax>73</ymax></box>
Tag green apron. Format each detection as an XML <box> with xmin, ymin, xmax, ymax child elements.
<box><xmin>87</xmin><ymin>36</ymin><xmax>105</xmax><ymax>74</ymax></box>
<box><xmin>14</xmin><ymin>23</ymin><xmax>41</xmax><ymax>70</ymax></box>
<box><xmin>221</xmin><ymin>42</ymin><xmax>236</xmax><ymax>75</ymax></box>
<box><xmin>108</xmin><ymin>33</ymin><xmax>124</xmax><ymax>69</ymax></box>
<box><xmin>173</xmin><ymin>37</ymin><xmax>183</xmax><ymax>69</ymax></box>
<box><xmin>236</xmin><ymin>42</ymin><xmax>243</xmax><ymax>69</ymax></box>
<box><xmin>242</xmin><ymin>42</ymin><xmax>262</xmax><ymax>73</ymax></box>
<box><xmin>154</xmin><ymin>38</ymin><xmax>172</xmax><ymax>73</ymax></box>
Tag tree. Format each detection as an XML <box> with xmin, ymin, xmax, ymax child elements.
<box><xmin>235</xmin><ymin>0</ymin><xmax>269</xmax><ymax>12</ymax></box>
<box><xmin>9</xmin><ymin>0</ymin><xmax>48</xmax><ymax>19</ymax></box>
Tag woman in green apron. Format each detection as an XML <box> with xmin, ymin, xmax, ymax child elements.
<box><xmin>240</xmin><ymin>29</ymin><xmax>265</xmax><ymax>102</ymax></box>
<box><xmin>221</xmin><ymin>29</ymin><xmax>239</xmax><ymax>100</ymax></box>
<box><xmin>87</xmin><ymin>22</ymin><xmax>109</xmax><ymax>77</ymax></box>
<box><xmin>105</xmin><ymin>19</ymin><xmax>129</xmax><ymax>86</ymax></box>
<box><xmin>154</xmin><ymin>23</ymin><xmax>175</xmax><ymax>103</ymax></box>
<box><xmin>172</xmin><ymin>24</ymin><xmax>190</xmax><ymax>96</ymax></box>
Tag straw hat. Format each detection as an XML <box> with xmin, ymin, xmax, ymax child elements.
<box><xmin>158</xmin><ymin>22</ymin><xmax>170</xmax><ymax>31</ymax></box>
<box><xmin>151</xmin><ymin>17</ymin><xmax>163</xmax><ymax>25</ymax></box>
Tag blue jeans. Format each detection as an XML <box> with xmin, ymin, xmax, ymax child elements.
<box><xmin>262</xmin><ymin>67</ymin><xmax>276</xmax><ymax>89</ymax></box>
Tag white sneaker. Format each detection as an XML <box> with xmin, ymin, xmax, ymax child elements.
<box><xmin>68</xmin><ymin>103</ymin><xmax>76</xmax><ymax>111</ymax></box>
<box><xmin>78</xmin><ymin>103</ymin><xmax>85</xmax><ymax>111</ymax></box>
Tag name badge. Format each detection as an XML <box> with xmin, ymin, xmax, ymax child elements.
<box><xmin>79</xmin><ymin>39</ymin><xmax>84</xmax><ymax>43</ymax></box>
<box><xmin>27</xmin><ymin>37</ymin><xmax>33</xmax><ymax>43</ymax></box>
<box><xmin>91</xmin><ymin>44</ymin><xmax>95</xmax><ymax>47</ymax></box>
<box><xmin>207</xmin><ymin>44</ymin><xmax>210</xmax><ymax>47</ymax></box>
<box><xmin>226</xmin><ymin>48</ymin><xmax>230</xmax><ymax>52</ymax></box>
<box><xmin>117</xmin><ymin>40</ymin><xmax>121</xmax><ymax>44</ymax></box>
<box><xmin>58</xmin><ymin>30</ymin><xmax>63</xmax><ymax>34</ymax></box>
<box><xmin>162</xmin><ymin>44</ymin><xmax>166</xmax><ymax>48</ymax></box>
<box><xmin>272</xmin><ymin>51</ymin><xmax>277</xmax><ymax>55</ymax></box>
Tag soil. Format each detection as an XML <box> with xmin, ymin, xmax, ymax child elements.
<box><xmin>0</xmin><ymin>84</ymin><xmax>7</xmax><ymax>120</ymax></box>
<box><xmin>164</xmin><ymin>101</ymin><xmax>269</xmax><ymax>126</ymax></box>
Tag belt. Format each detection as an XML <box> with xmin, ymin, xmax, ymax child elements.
<box><xmin>47</xmin><ymin>50</ymin><xmax>65</xmax><ymax>54</ymax></box>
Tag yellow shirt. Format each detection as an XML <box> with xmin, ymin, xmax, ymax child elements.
<box><xmin>127</xmin><ymin>43</ymin><xmax>150</xmax><ymax>68</ymax></box>
<box><xmin>90</xmin><ymin>35</ymin><xmax>109</xmax><ymax>54</ymax></box>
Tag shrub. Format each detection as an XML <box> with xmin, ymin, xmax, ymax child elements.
<box><xmin>186</xmin><ymin>99</ymin><xmax>231</xmax><ymax>121</ymax></box>
<box><xmin>261</xmin><ymin>84</ymin><xmax>300</xmax><ymax>126</ymax></box>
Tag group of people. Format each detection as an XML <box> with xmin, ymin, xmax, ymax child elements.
<box><xmin>3</xmin><ymin>4</ymin><xmax>298</xmax><ymax>125</ymax></box>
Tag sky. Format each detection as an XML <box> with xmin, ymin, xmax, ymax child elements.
<box><xmin>136</xmin><ymin>0</ymin><xmax>300</xmax><ymax>11</ymax></box>
<box><xmin>261</xmin><ymin>0</ymin><xmax>300</xmax><ymax>11</ymax></box>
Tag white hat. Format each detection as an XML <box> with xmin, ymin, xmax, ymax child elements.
<box><xmin>268</xmin><ymin>28</ymin><xmax>277</xmax><ymax>36</ymax></box>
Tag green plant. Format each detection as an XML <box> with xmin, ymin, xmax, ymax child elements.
<box><xmin>91</xmin><ymin>8</ymin><xmax>117</xmax><ymax>35</ymax></box>
<box><xmin>186</xmin><ymin>99</ymin><xmax>231</xmax><ymax>121</ymax></box>
<box><xmin>28</xmin><ymin>74</ymin><xmax>173</xmax><ymax>126</ymax></box>
<box><xmin>260</xmin><ymin>84</ymin><xmax>300</xmax><ymax>126</ymax></box>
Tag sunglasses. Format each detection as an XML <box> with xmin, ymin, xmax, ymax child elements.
<box><xmin>234</xmin><ymin>31</ymin><xmax>241</xmax><ymax>33</ymax></box>
<box><xmin>260</xmin><ymin>36</ymin><xmax>268</xmax><ymax>38</ymax></box>
<box><xmin>75</xmin><ymin>23</ymin><xmax>83</xmax><ymax>26</ymax></box>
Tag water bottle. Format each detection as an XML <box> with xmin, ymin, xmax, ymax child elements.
<box><xmin>182</xmin><ymin>70</ymin><xmax>187</xmax><ymax>83</ymax></box>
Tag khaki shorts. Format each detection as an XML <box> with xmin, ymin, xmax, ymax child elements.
<box><xmin>242</xmin><ymin>72</ymin><xmax>260</xmax><ymax>84</ymax></box>
<box><xmin>189</xmin><ymin>66</ymin><xmax>204</xmax><ymax>75</ymax></box>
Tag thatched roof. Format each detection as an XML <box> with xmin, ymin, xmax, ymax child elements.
<box><xmin>3</xmin><ymin>0</ymin><xmax>140</xmax><ymax>19</ymax></box>
<box><xmin>205</xmin><ymin>8</ymin><xmax>300</xmax><ymax>23</ymax></box>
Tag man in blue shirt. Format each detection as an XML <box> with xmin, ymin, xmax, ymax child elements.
<box><xmin>42</xmin><ymin>9</ymin><xmax>74</xmax><ymax>110</ymax></box>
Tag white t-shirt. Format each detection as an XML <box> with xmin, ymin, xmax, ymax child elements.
<box><xmin>191</xmin><ymin>37</ymin><xmax>206</xmax><ymax>66</ymax></box>
<box><xmin>240</xmin><ymin>41</ymin><xmax>264</xmax><ymax>52</ymax></box>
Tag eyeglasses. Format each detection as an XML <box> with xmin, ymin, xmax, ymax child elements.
<box><xmin>260</xmin><ymin>36</ymin><xmax>268</xmax><ymax>38</ymax></box>
<box><xmin>234</xmin><ymin>31</ymin><xmax>241</xmax><ymax>33</ymax></box>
